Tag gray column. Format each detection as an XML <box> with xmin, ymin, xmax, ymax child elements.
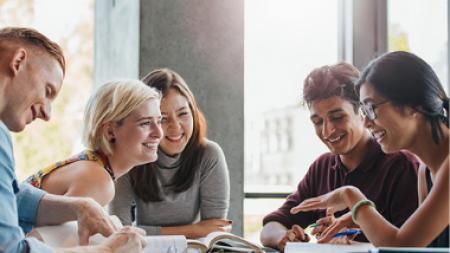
<box><xmin>94</xmin><ymin>0</ymin><xmax>140</xmax><ymax>86</ymax></box>
<box><xmin>95</xmin><ymin>0</ymin><xmax>245</xmax><ymax>236</ymax></box>
<box><xmin>338</xmin><ymin>0</ymin><xmax>387</xmax><ymax>70</ymax></box>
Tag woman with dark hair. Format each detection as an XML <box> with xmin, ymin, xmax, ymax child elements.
<box><xmin>291</xmin><ymin>51</ymin><xmax>449</xmax><ymax>247</ymax></box>
<box><xmin>109</xmin><ymin>69</ymin><xmax>231</xmax><ymax>239</ymax></box>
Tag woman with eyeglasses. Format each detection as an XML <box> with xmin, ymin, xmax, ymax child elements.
<box><xmin>291</xmin><ymin>51</ymin><xmax>449</xmax><ymax>247</ymax></box>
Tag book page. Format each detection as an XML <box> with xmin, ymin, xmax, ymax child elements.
<box><xmin>370</xmin><ymin>247</ymin><xmax>450</xmax><ymax>253</ymax></box>
<box><xmin>187</xmin><ymin>239</ymin><xmax>209</xmax><ymax>253</ymax></box>
<box><xmin>203</xmin><ymin>232</ymin><xmax>264</xmax><ymax>253</ymax></box>
<box><xmin>285</xmin><ymin>241</ymin><xmax>375</xmax><ymax>253</ymax></box>
<box><xmin>35</xmin><ymin>220</ymin><xmax>111</xmax><ymax>247</ymax></box>
<box><xmin>144</xmin><ymin>235</ymin><xmax>188</xmax><ymax>253</ymax></box>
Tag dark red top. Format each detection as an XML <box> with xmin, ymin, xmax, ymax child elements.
<box><xmin>263</xmin><ymin>140</ymin><xmax>420</xmax><ymax>242</ymax></box>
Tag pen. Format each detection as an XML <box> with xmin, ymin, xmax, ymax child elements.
<box><xmin>330</xmin><ymin>229</ymin><xmax>361</xmax><ymax>239</ymax></box>
<box><xmin>316</xmin><ymin>229</ymin><xmax>361</xmax><ymax>240</ymax></box>
<box><xmin>306</xmin><ymin>223</ymin><xmax>318</xmax><ymax>229</ymax></box>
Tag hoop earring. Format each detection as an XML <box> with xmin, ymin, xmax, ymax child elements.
<box><xmin>110</xmin><ymin>138</ymin><xmax>116</xmax><ymax>143</ymax></box>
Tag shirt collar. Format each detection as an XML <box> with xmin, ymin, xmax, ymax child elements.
<box><xmin>333</xmin><ymin>139</ymin><xmax>382</xmax><ymax>172</ymax></box>
<box><xmin>156</xmin><ymin>148</ymin><xmax>182</xmax><ymax>169</ymax></box>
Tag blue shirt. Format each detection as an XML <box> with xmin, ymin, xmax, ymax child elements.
<box><xmin>0</xmin><ymin>120</ymin><xmax>52</xmax><ymax>253</ymax></box>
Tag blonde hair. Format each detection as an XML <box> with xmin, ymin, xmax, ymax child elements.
<box><xmin>82</xmin><ymin>79</ymin><xmax>161</xmax><ymax>155</ymax></box>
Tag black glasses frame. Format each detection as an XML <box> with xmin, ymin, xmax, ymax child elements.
<box><xmin>359</xmin><ymin>100</ymin><xmax>390</xmax><ymax>120</ymax></box>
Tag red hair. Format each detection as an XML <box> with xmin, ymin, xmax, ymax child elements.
<box><xmin>0</xmin><ymin>27</ymin><xmax>65</xmax><ymax>76</ymax></box>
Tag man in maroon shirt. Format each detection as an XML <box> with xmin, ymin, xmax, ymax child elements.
<box><xmin>260</xmin><ymin>62</ymin><xmax>419</xmax><ymax>251</ymax></box>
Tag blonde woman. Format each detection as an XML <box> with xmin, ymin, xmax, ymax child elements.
<box><xmin>109</xmin><ymin>69</ymin><xmax>231</xmax><ymax>239</ymax></box>
<box><xmin>25</xmin><ymin>79</ymin><xmax>163</xmax><ymax>206</ymax></box>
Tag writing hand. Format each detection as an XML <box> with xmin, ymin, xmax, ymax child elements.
<box><xmin>308</xmin><ymin>208</ymin><xmax>336</xmax><ymax>239</ymax></box>
<box><xmin>277</xmin><ymin>225</ymin><xmax>309</xmax><ymax>252</ymax></box>
<box><xmin>316</xmin><ymin>211</ymin><xmax>359</xmax><ymax>244</ymax></box>
<box><xmin>102</xmin><ymin>226</ymin><xmax>148</xmax><ymax>253</ymax></box>
<box><xmin>77</xmin><ymin>198</ymin><xmax>119</xmax><ymax>245</ymax></box>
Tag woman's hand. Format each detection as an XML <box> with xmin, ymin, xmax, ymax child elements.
<box><xmin>309</xmin><ymin>208</ymin><xmax>336</xmax><ymax>239</ymax></box>
<box><xmin>192</xmin><ymin>219</ymin><xmax>233</xmax><ymax>238</ymax></box>
<box><xmin>316</xmin><ymin>211</ymin><xmax>358</xmax><ymax>243</ymax></box>
<box><xmin>290</xmin><ymin>186</ymin><xmax>360</xmax><ymax>215</ymax></box>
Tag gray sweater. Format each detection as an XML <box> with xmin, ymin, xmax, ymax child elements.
<box><xmin>108</xmin><ymin>139</ymin><xmax>230</xmax><ymax>235</ymax></box>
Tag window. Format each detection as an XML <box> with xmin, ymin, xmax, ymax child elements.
<box><xmin>388</xmin><ymin>0</ymin><xmax>448</xmax><ymax>93</ymax></box>
<box><xmin>0</xmin><ymin>0</ymin><xmax>94</xmax><ymax>182</ymax></box>
<box><xmin>244</xmin><ymin>0</ymin><xmax>338</xmax><ymax>241</ymax></box>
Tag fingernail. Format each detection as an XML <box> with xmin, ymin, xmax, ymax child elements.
<box><xmin>228</xmin><ymin>220</ymin><xmax>233</xmax><ymax>224</ymax></box>
<box><xmin>304</xmin><ymin>233</ymin><xmax>309</xmax><ymax>239</ymax></box>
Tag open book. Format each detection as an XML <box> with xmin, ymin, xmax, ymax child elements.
<box><xmin>187</xmin><ymin>231</ymin><xmax>274</xmax><ymax>253</ymax></box>
<box><xmin>33</xmin><ymin>218</ymin><xmax>273</xmax><ymax>253</ymax></box>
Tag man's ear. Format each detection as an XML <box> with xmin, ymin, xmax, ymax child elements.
<box><xmin>9</xmin><ymin>49</ymin><xmax>27</xmax><ymax>77</ymax></box>
<box><xmin>102</xmin><ymin>122</ymin><xmax>116</xmax><ymax>141</ymax></box>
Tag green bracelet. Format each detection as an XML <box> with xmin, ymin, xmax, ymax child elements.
<box><xmin>352</xmin><ymin>200</ymin><xmax>376</xmax><ymax>225</ymax></box>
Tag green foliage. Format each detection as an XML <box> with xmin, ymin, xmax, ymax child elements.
<box><xmin>12</xmin><ymin>121</ymin><xmax>73</xmax><ymax>182</ymax></box>
<box><xmin>2</xmin><ymin>0</ymin><xmax>94</xmax><ymax>182</ymax></box>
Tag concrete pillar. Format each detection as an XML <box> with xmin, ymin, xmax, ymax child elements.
<box><xmin>94</xmin><ymin>0</ymin><xmax>140</xmax><ymax>84</ymax></box>
<box><xmin>338</xmin><ymin>0</ymin><xmax>387</xmax><ymax>70</ymax></box>
<box><xmin>95</xmin><ymin>0</ymin><xmax>245</xmax><ymax>236</ymax></box>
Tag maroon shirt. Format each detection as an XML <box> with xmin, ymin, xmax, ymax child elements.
<box><xmin>263</xmin><ymin>140</ymin><xmax>419</xmax><ymax>242</ymax></box>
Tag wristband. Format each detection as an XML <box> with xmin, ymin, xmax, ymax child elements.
<box><xmin>352</xmin><ymin>200</ymin><xmax>375</xmax><ymax>225</ymax></box>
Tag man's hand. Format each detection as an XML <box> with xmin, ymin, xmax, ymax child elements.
<box><xmin>102</xmin><ymin>227</ymin><xmax>148</xmax><ymax>253</ymax></box>
<box><xmin>277</xmin><ymin>225</ymin><xmax>309</xmax><ymax>252</ymax></box>
<box><xmin>54</xmin><ymin>227</ymin><xmax>148</xmax><ymax>253</ymax></box>
<box><xmin>76</xmin><ymin>198</ymin><xmax>120</xmax><ymax>245</ymax></box>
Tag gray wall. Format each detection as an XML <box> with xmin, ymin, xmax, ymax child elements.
<box><xmin>94</xmin><ymin>0</ymin><xmax>140</xmax><ymax>84</ymax></box>
<box><xmin>95</xmin><ymin>0</ymin><xmax>245</xmax><ymax>236</ymax></box>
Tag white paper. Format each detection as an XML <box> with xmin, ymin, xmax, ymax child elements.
<box><xmin>144</xmin><ymin>235</ymin><xmax>187</xmax><ymax>253</ymax></box>
<box><xmin>36</xmin><ymin>220</ymin><xmax>110</xmax><ymax>247</ymax></box>
<box><xmin>285</xmin><ymin>241</ymin><xmax>375</xmax><ymax>253</ymax></box>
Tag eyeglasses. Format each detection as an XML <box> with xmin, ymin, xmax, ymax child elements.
<box><xmin>359</xmin><ymin>100</ymin><xmax>390</xmax><ymax>120</ymax></box>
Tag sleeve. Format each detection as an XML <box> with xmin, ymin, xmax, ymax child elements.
<box><xmin>108</xmin><ymin>174</ymin><xmax>135</xmax><ymax>227</ymax></box>
<box><xmin>17</xmin><ymin>182</ymin><xmax>47</xmax><ymax>234</ymax></box>
<box><xmin>198</xmin><ymin>141</ymin><xmax>230</xmax><ymax>220</ymax></box>
<box><xmin>262</xmin><ymin>163</ymin><xmax>318</xmax><ymax>229</ymax></box>
<box><xmin>109</xmin><ymin>175</ymin><xmax>163</xmax><ymax>235</ymax></box>
<box><xmin>386</xmin><ymin>153</ymin><xmax>420</xmax><ymax>228</ymax></box>
<box><xmin>0</xmin><ymin>121</ymin><xmax>52</xmax><ymax>253</ymax></box>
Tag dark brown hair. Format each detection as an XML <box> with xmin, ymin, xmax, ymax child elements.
<box><xmin>129</xmin><ymin>68</ymin><xmax>207</xmax><ymax>202</ymax></box>
<box><xmin>0</xmin><ymin>27</ymin><xmax>65</xmax><ymax>76</ymax></box>
<box><xmin>302</xmin><ymin>62</ymin><xmax>360</xmax><ymax>113</ymax></box>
